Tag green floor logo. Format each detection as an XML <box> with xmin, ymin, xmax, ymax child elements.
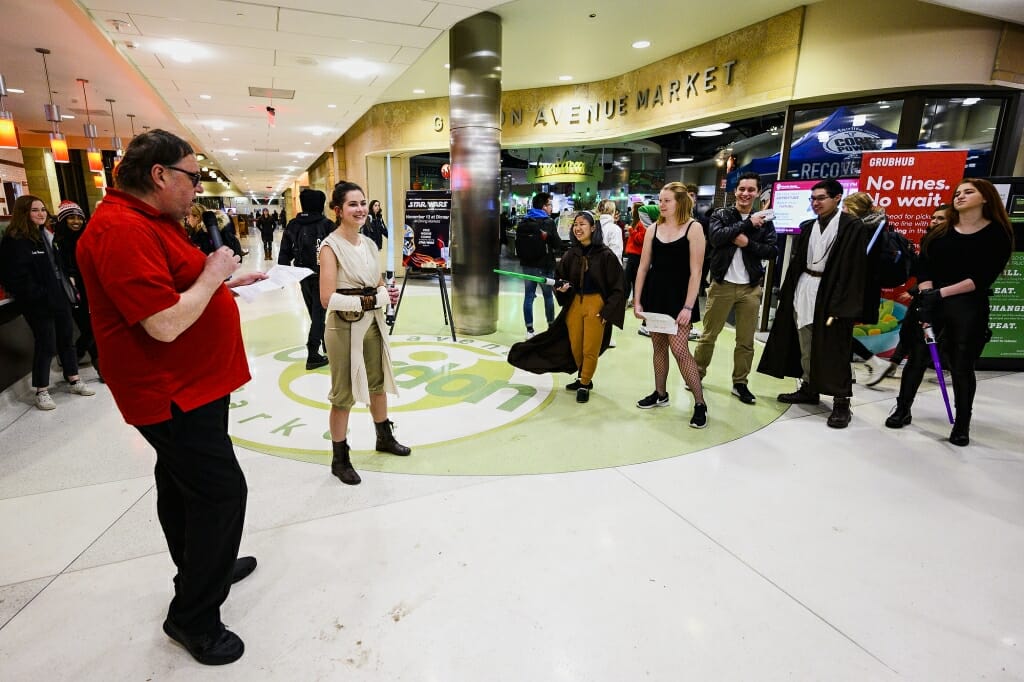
<box><xmin>229</xmin><ymin>335</ymin><xmax>554</xmax><ymax>455</ymax></box>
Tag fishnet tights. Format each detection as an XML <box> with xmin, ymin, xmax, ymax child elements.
<box><xmin>651</xmin><ymin>323</ymin><xmax>705</xmax><ymax>404</ymax></box>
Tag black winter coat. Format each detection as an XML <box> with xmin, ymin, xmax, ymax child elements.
<box><xmin>279</xmin><ymin>213</ymin><xmax>332</xmax><ymax>273</ymax></box>
<box><xmin>0</xmin><ymin>233</ymin><xmax>75</xmax><ymax>315</ymax></box>
<box><xmin>707</xmin><ymin>206</ymin><xmax>778</xmax><ymax>285</ymax></box>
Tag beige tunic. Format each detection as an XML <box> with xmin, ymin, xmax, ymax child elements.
<box><xmin>319</xmin><ymin>232</ymin><xmax>398</xmax><ymax>404</ymax></box>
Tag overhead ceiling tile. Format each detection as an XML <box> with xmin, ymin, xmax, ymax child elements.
<box><xmin>278</xmin><ymin>9</ymin><xmax>441</xmax><ymax>48</ymax></box>
<box><xmin>391</xmin><ymin>46</ymin><xmax>424</xmax><ymax>65</ymax></box>
<box><xmin>83</xmin><ymin>0</ymin><xmax>278</xmax><ymax>29</ymax></box>
<box><xmin>421</xmin><ymin>4</ymin><xmax>480</xmax><ymax>30</ymax></box>
<box><xmin>242</xmin><ymin>0</ymin><xmax>438</xmax><ymax>25</ymax></box>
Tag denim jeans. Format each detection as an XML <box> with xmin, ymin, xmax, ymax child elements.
<box><xmin>522</xmin><ymin>265</ymin><xmax>554</xmax><ymax>330</ymax></box>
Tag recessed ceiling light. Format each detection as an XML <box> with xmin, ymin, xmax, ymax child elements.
<box><xmin>61</xmin><ymin>114</ymin><xmax>75</xmax><ymax>120</ymax></box>
<box><xmin>632</xmin><ymin>40</ymin><xmax>651</xmax><ymax>49</ymax></box>
<box><xmin>686</xmin><ymin>122</ymin><xmax>730</xmax><ymax>132</ymax></box>
<box><xmin>558</xmin><ymin>75</ymin><xmax>573</xmax><ymax>81</ymax></box>
<box><xmin>7</xmin><ymin>88</ymin><xmax>24</xmax><ymax>94</ymax></box>
<box><xmin>691</xmin><ymin>130</ymin><xmax>723</xmax><ymax>137</ymax></box>
<box><xmin>222</xmin><ymin>137</ymin><xmax>230</xmax><ymax>141</ymax></box>
<box><xmin>327</xmin><ymin>104</ymin><xmax>337</xmax><ymax>108</ymax></box>
<box><xmin>199</xmin><ymin>94</ymin><xmax>212</xmax><ymax>100</ymax></box>
<box><xmin>413</xmin><ymin>89</ymin><xmax>425</xmax><ymax>94</ymax></box>
<box><xmin>304</xmin><ymin>141</ymin><xmax>311</xmax><ymax>145</ymax></box>
<box><xmin>668</xmin><ymin>156</ymin><xmax>694</xmax><ymax>163</ymax></box>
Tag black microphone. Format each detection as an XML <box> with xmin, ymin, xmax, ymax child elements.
<box><xmin>202</xmin><ymin>211</ymin><xmax>224</xmax><ymax>249</ymax></box>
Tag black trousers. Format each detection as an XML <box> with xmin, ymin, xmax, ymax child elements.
<box><xmin>300</xmin><ymin>275</ymin><xmax>326</xmax><ymax>357</ymax></box>
<box><xmin>71</xmin><ymin>292</ymin><xmax>97</xmax><ymax>369</ymax></box>
<box><xmin>623</xmin><ymin>254</ymin><xmax>641</xmax><ymax>299</ymax></box>
<box><xmin>23</xmin><ymin>302</ymin><xmax>79</xmax><ymax>388</ymax></box>
<box><xmin>897</xmin><ymin>292</ymin><xmax>988</xmax><ymax>417</ymax></box>
<box><xmin>135</xmin><ymin>396</ymin><xmax>247</xmax><ymax>636</ymax></box>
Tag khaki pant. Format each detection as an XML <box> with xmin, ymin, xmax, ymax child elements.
<box><xmin>565</xmin><ymin>293</ymin><xmax>605</xmax><ymax>385</ymax></box>
<box><xmin>694</xmin><ymin>281</ymin><xmax>762</xmax><ymax>384</ymax></box>
<box><xmin>325</xmin><ymin>314</ymin><xmax>385</xmax><ymax>409</ymax></box>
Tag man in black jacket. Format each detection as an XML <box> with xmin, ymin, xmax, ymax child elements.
<box><xmin>279</xmin><ymin>188</ymin><xmax>332</xmax><ymax>370</ymax></box>
<box><xmin>694</xmin><ymin>172</ymin><xmax>778</xmax><ymax>405</ymax></box>
<box><xmin>516</xmin><ymin>192</ymin><xmax>561</xmax><ymax>339</ymax></box>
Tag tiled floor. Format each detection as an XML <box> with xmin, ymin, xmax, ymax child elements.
<box><xmin>0</xmin><ymin>234</ymin><xmax>1021</xmax><ymax>680</ymax></box>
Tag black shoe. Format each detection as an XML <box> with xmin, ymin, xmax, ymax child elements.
<box><xmin>827</xmin><ymin>397</ymin><xmax>852</xmax><ymax>429</ymax></box>
<box><xmin>949</xmin><ymin>415</ymin><xmax>970</xmax><ymax>446</ymax></box>
<box><xmin>885</xmin><ymin>402</ymin><xmax>912</xmax><ymax>429</ymax></box>
<box><xmin>305</xmin><ymin>355</ymin><xmax>329</xmax><ymax>371</ymax></box>
<box><xmin>777</xmin><ymin>383</ymin><xmax>820</xmax><ymax>405</ymax></box>
<box><xmin>576</xmin><ymin>383</ymin><xmax>591</xmax><ymax>403</ymax></box>
<box><xmin>637</xmin><ymin>391</ymin><xmax>669</xmax><ymax>409</ymax></box>
<box><xmin>231</xmin><ymin>556</ymin><xmax>257</xmax><ymax>584</ymax></box>
<box><xmin>689</xmin><ymin>403</ymin><xmax>708</xmax><ymax>429</ymax></box>
<box><xmin>162</xmin><ymin>619</ymin><xmax>244</xmax><ymax>666</ymax></box>
<box><xmin>565</xmin><ymin>378</ymin><xmax>594</xmax><ymax>392</ymax></box>
<box><xmin>375</xmin><ymin>419</ymin><xmax>412</xmax><ymax>456</ymax></box>
<box><xmin>731</xmin><ymin>383</ymin><xmax>756</xmax><ymax>404</ymax></box>
<box><xmin>331</xmin><ymin>440</ymin><xmax>361</xmax><ymax>485</ymax></box>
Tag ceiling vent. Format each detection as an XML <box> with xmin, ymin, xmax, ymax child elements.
<box><xmin>248</xmin><ymin>87</ymin><xmax>295</xmax><ymax>100</ymax></box>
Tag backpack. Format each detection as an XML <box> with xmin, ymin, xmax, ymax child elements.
<box><xmin>870</xmin><ymin>223</ymin><xmax>917</xmax><ymax>288</ymax></box>
<box><xmin>295</xmin><ymin>218</ymin><xmax>330</xmax><ymax>270</ymax></box>
<box><xmin>515</xmin><ymin>219</ymin><xmax>547</xmax><ymax>264</ymax></box>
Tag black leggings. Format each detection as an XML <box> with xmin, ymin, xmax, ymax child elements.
<box><xmin>897</xmin><ymin>293</ymin><xmax>989</xmax><ymax>417</ymax></box>
<box><xmin>24</xmin><ymin>303</ymin><xmax>79</xmax><ymax>388</ymax></box>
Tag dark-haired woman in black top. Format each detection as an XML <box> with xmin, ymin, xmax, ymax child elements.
<box><xmin>885</xmin><ymin>179</ymin><xmax>1013</xmax><ymax>446</ymax></box>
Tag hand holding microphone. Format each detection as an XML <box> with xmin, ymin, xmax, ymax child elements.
<box><xmin>202</xmin><ymin>211</ymin><xmax>224</xmax><ymax>250</ymax></box>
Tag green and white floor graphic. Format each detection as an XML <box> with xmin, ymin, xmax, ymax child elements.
<box><xmin>232</xmin><ymin>288</ymin><xmax>792</xmax><ymax>475</ymax></box>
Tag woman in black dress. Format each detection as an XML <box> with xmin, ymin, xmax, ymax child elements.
<box><xmin>886</xmin><ymin>179</ymin><xmax>1013</xmax><ymax>445</ymax></box>
<box><xmin>633</xmin><ymin>182</ymin><xmax>708</xmax><ymax>428</ymax></box>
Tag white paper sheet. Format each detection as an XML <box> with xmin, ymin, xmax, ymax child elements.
<box><xmin>232</xmin><ymin>265</ymin><xmax>314</xmax><ymax>302</ymax></box>
<box><xmin>639</xmin><ymin>312</ymin><xmax>679</xmax><ymax>335</ymax></box>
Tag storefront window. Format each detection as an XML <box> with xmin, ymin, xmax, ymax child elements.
<box><xmin>785</xmin><ymin>100</ymin><xmax>903</xmax><ymax>180</ymax></box>
<box><xmin>918</xmin><ymin>97</ymin><xmax>1003</xmax><ymax>177</ymax></box>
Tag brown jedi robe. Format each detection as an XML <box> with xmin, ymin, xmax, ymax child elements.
<box><xmin>508</xmin><ymin>242</ymin><xmax>625</xmax><ymax>375</ymax></box>
<box><xmin>757</xmin><ymin>211</ymin><xmax>874</xmax><ymax>397</ymax></box>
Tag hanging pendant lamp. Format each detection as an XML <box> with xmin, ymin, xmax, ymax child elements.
<box><xmin>78</xmin><ymin>79</ymin><xmax>102</xmax><ymax>173</ymax></box>
<box><xmin>105</xmin><ymin>98</ymin><xmax>122</xmax><ymax>156</ymax></box>
<box><xmin>36</xmin><ymin>48</ymin><xmax>69</xmax><ymax>163</ymax></box>
<box><xmin>0</xmin><ymin>73</ymin><xmax>18</xmax><ymax>149</ymax></box>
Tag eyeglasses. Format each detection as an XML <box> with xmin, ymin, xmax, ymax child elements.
<box><xmin>808</xmin><ymin>194</ymin><xmax>832</xmax><ymax>203</ymax></box>
<box><xmin>164</xmin><ymin>165</ymin><xmax>203</xmax><ymax>187</ymax></box>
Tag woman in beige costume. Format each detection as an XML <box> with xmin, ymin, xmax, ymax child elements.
<box><xmin>319</xmin><ymin>181</ymin><xmax>409</xmax><ymax>485</ymax></box>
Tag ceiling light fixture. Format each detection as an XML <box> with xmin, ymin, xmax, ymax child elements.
<box><xmin>632</xmin><ymin>40</ymin><xmax>651</xmax><ymax>49</ymax></box>
<box><xmin>327</xmin><ymin>104</ymin><xmax>336</xmax><ymax>108</ymax></box>
<box><xmin>199</xmin><ymin>94</ymin><xmax>211</xmax><ymax>100</ymax></box>
<box><xmin>105</xmin><ymin>98</ymin><xmax>123</xmax><ymax>156</ymax></box>
<box><xmin>413</xmin><ymin>89</ymin><xmax>425</xmax><ymax>94</ymax></box>
<box><xmin>686</xmin><ymin>122</ymin><xmax>730</xmax><ymax>133</ymax></box>
<box><xmin>60</xmin><ymin>114</ymin><xmax>75</xmax><ymax>120</ymax></box>
<box><xmin>77</xmin><ymin>79</ymin><xmax>104</xmax><ymax>172</ymax></box>
<box><xmin>0</xmin><ymin>73</ymin><xmax>20</xmax><ymax>149</ymax></box>
<box><xmin>6</xmin><ymin>87</ymin><xmax>24</xmax><ymax>94</ymax></box>
<box><xmin>558</xmin><ymin>75</ymin><xmax>572</xmax><ymax>81</ymax></box>
<box><xmin>691</xmin><ymin>130</ymin><xmax>723</xmax><ymax>138</ymax></box>
<box><xmin>127</xmin><ymin>113</ymin><xmax>136</xmax><ymax>139</ymax></box>
<box><xmin>36</xmin><ymin>48</ymin><xmax>69</xmax><ymax>163</ymax></box>
<box><xmin>668</xmin><ymin>156</ymin><xmax>694</xmax><ymax>163</ymax></box>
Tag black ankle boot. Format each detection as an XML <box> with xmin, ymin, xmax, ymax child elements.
<box><xmin>777</xmin><ymin>382</ymin><xmax>820</xmax><ymax>405</ymax></box>
<box><xmin>949</xmin><ymin>413</ymin><xmax>971</xmax><ymax>447</ymax></box>
<box><xmin>827</xmin><ymin>396</ymin><xmax>852</xmax><ymax>429</ymax></box>
<box><xmin>331</xmin><ymin>440</ymin><xmax>361</xmax><ymax>485</ymax></box>
<box><xmin>375</xmin><ymin>420</ymin><xmax>411</xmax><ymax>456</ymax></box>
<box><xmin>885</xmin><ymin>400</ymin><xmax>913</xmax><ymax>429</ymax></box>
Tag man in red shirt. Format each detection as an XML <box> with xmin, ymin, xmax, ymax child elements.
<box><xmin>78</xmin><ymin>130</ymin><xmax>266</xmax><ymax>666</ymax></box>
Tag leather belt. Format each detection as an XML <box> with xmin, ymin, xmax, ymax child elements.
<box><xmin>336</xmin><ymin>287</ymin><xmax>377</xmax><ymax>295</ymax></box>
<box><xmin>803</xmin><ymin>268</ymin><xmax>824</xmax><ymax>278</ymax></box>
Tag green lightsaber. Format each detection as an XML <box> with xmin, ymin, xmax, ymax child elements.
<box><xmin>493</xmin><ymin>269</ymin><xmax>556</xmax><ymax>286</ymax></box>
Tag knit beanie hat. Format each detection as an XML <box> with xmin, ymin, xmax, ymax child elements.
<box><xmin>638</xmin><ymin>204</ymin><xmax>660</xmax><ymax>225</ymax></box>
<box><xmin>57</xmin><ymin>200</ymin><xmax>85</xmax><ymax>223</ymax></box>
<box><xmin>299</xmin><ymin>188</ymin><xmax>326</xmax><ymax>214</ymax></box>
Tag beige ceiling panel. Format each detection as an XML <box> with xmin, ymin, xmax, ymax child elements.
<box><xmin>88</xmin><ymin>10</ymin><xmax>140</xmax><ymax>35</ymax></box>
<box><xmin>275</xmin><ymin>46</ymin><xmax>401</xmax><ymax>69</ymax></box>
<box><xmin>82</xmin><ymin>0</ymin><xmax>278</xmax><ymax>29</ymax></box>
<box><xmin>391</xmin><ymin>46</ymin><xmax>425</xmax><ymax>65</ymax></box>
<box><xmin>436</xmin><ymin>0</ymin><xmax>508</xmax><ymax>9</ymax></box>
<box><xmin>241</xmin><ymin>0</ymin><xmax>437</xmax><ymax>25</ymax></box>
<box><xmin>421</xmin><ymin>3</ymin><xmax>480</xmax><ymax>30</ymax></box>
<box><xmin>278</xmin><ymin>9</ymin><xmax>441</xmax><ymax>48</ymax></box>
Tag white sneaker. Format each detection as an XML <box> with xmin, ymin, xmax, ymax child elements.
<box><xmin>35</xmin><ymin>390</ymin><xmax>56</xmax><ymax>410</ymax></box>
<box><xmin>864</xmin><ymin>355</ymin><xmax>895</xmax><ymax>387</ymax></box>
<box><xmin>525</xmin><ymin>330</ymin><xmax>535</xmax><ymax>340</ymax></box>
<box><xmin>637</xmin><ymin>325</ymin><xmax>650</xmax><ymax>337</ymax></box>
<box><xmin>68</xmin><ymin>381</ymin><xmax>96</xmax><ymax>397</ymax></box>
<box><xmin>608</xmin><ymin>338</ymin><xmax>617</xmax><ymax>348</ymax></box>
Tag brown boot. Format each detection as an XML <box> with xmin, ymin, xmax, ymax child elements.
<box><xmin>331</xmin><ymin>440</ymin><xmax>361</xmax><ymax>485</ymax></box>
<box><xmin>827</xmin><ymin>396</ymin><xmax>852</xmax><ymax>429</ymax></box>
<box><xmin>375</xmin><ymin>420</ymin><xmax>411</xmax><ymax>456</ymax></box>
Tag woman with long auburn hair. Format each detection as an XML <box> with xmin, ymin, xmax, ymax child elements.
<box><xmin>885</xmin><ymin>178</ymin><xmax>1013</xmax><ymax>445</ymax></box>
<box><xmin>0</xmin><ymin>195</ymin><xmax>95</xmax><ymax>409</ymax></box>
